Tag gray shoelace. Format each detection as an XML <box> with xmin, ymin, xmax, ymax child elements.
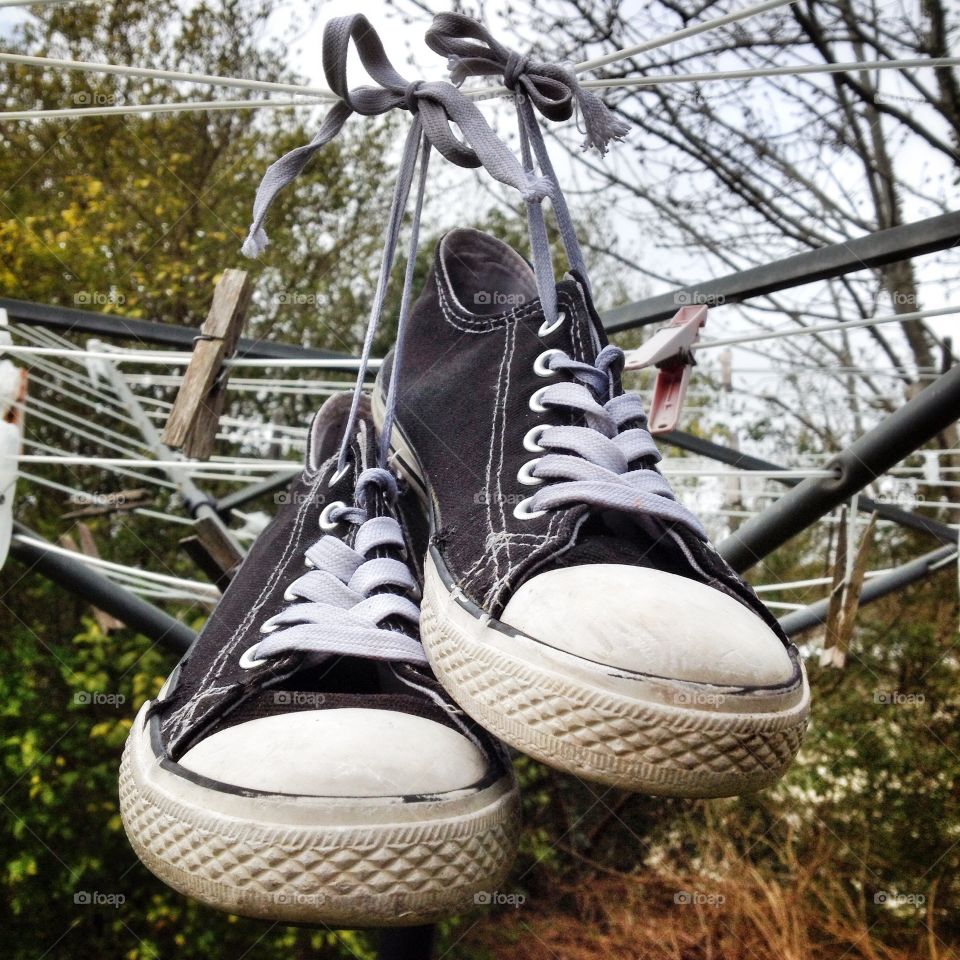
<box><xmin>245</xmin><ymin>467</ymin><xmax>428</xmax><ymax>667</ymax></box>
<box><xmin>526</xmin><ymin>345</ymin><xmax>707</xmax><ymax>539</ymax></box>
<box><xmin>241</xmin><ymin>14</ymin><xmax>552</xmax><ymax>261</ymax></box>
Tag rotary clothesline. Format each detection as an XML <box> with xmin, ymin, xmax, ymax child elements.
<box><xmin>7</xmin><ymin>319</ymin><xmax>957</xmax><ymax>503</ymax></box>
<box><xmin>1</xmin><ymin>304</ymin><xmax>950</xmax><ymax>371</ymax></box>
<box><xmin>5</xmin><ymin>0</ymin><xmax>957</xmax><ymax>122</ymax></box>
<box><xmin>5</xmin><ymin>56</ymin><xmax>958</xmax><ymax>122</ymax></box>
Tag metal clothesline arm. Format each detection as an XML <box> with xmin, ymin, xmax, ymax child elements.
<box><xmin>602</xmin><ymin>211</ymin><xmax>960</xmax><ymax>332</ymax></box>
<box><xmin>0</xmin><ymin>296</ymin><xmax>353</xmax><ymax>362</ymax></box>
<box><xmin>663</xmin><ymin>430</ymin><xmax>958</xmax><ymax>545</ymax></box>
<box><xmin>8</xmin><ymin>524</ymin><xmax>195</xmax><ymax>654</ymax></box>
<box><xmin>718</xmin><ymin>362</ymin><xmax>960</xmax><ymax>572</ymax></box>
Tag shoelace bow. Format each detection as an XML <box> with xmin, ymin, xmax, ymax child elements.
<box><xmin>425</xmin><ymin>12</ymin><xmax>629</xmax><ymax>156</ymax></box>
<box><xmin>425</xmin><ymin>12</ymin><xmax>629</xmax><ymax>329</ymax></box>
<box><xmin>246</xmin><ymin>467</ymin><xmax>428</xmax><ymax>667</ymax></box>
<box><xmin>527</xmin><ymin>345</ymin><xmax>707</xmax><ymax>539</ymax></box>
<box><xmin>241</xmin><ymin>13</ymin><xmax>552</xmax><ymax>260</ymax></box>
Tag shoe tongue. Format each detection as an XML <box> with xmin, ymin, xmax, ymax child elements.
<box><xmin>434</xmin><ymin>227</ymin><xmax>539</xmax><ymax>316</ymax></box>
<box><xmin>422</xmin><ymin>228</ymin><xmax>609</xmax><ymax>371</ymax></box>
<box><xmin>307</xmin><ymin>392</ymin><xmax>372</xmax><ymax>471</ymax></box>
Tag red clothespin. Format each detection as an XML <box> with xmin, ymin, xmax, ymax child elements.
<box><xmin>622</xmin><ymin>305</ymin><xmax>707</xmax><ymax>434</ymax></box>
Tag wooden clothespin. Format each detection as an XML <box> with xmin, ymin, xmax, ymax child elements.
<box><xmin>821</xmin><ymin>504</ymin><xmax>878</xmax><ymax>669</ymax></box>
<box><xmin>162</xmin><ymin>269</ymin><xmax>252</xmax><ymax>460</ymax></box>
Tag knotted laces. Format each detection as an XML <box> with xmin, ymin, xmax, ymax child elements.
<box><xmin>244</xmin><ymin>468</ymin><xmax>428</xmax><ymax>667</ymax></box>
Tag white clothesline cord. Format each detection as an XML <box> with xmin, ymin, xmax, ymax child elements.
<box><xmin>131</xmin><ymin>507</ymin><xmax>193</xmax><ymax>526</ymax></box>
<box><xmin>14</xmin><ymin>454</ymin><xmax>296</xmax><ymax>472</ymax></box>
<box><xmin>19</xmin><ymin>398</ymin><xmax>150</xmax><ymax>456</ymax></box>
<box><xmin>21</xmin><ymin>438</ymin><xmax>179</xmax><ymax>490</ymax></box>
<box><xmin>130</xmin><ymin>374</ymin><xmax>350</xmax><ymax>396</ymax></box>
<box><xmin>584</xmin><ymin>56</ymin><xmax>960</xmax><ymax>88</ymax></box>
<box><xmin>663</xmin><ymin>466</ymin><xmax>837</xmax><ymax>479</ymax></box>
<box><xmin>5</xmin><ymin>56</ymin><xmax>956</xmax><ymax>121</ymax></box>
<box><xmin>0</xmin><ymin>0</ymin><xmax>791</xmax><ymax>119</ymax></box>
<box><xmin>0</xmin><ymin>51</ymin><xmax>334</xmax><ymax>97</ymax></box>
<box><xmin>0</xmin><ymin>0</ymin><xmax>92</xmax><ymax>6</ymax></box>
<box><xmin>752</xmin><ymin>569</ymin><xmax>893</xmax><ymax>592</ymax></box>
<box><xmin>692</xmin><ymin>305</ymin><xmax>957</xmax><ymax>351</ymax></box>
<box><xmin>0</xmin><ymin>97</ymin><xmax>314</xmax><ymax>122</ymax></box>
<box><xmin>1</xmin><ymin>343</ymin><xmax>377</xmax><ymax>370</ymax></box>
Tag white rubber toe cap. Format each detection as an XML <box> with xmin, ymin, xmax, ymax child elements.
<box><xmin>501</xmin><ymin>565</ymin><xmax>793</xmax><ymax>687</ymax></box>
<box><xmin>178</xmin><ymin>708</ymin><xmax>487</xmax><ymax>797</ymax></box>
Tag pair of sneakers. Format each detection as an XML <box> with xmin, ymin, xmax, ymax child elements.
<box><xmin>120</xmin><ymin>228</ymin><xmax>809</xmax><ymax>927</ymax></box>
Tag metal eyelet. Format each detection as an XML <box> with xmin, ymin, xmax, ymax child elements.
<box><xmin>533</xmin><ymin>348</ymin><xmax>563</xmax><ymax>377</ymax></box>
<box><xmin>529</xmin><ymin>386</ymin><xmax>550</xmax><ymax>413</ymax></box>
<box><xmin>517</xmin><ymin>458</ymin><xmax>544</xmax><ymax>486</ymax></box>
<box><xmin>513</xmin><ymin>496</ymin><xmax>548</xmax><ymax>521</ymax></box>
<box><xmin>523</xmin><ymin>424</ymin><xmax>548</xmax><ymax>453</ymax></box>
<box><xmin>537</xmin><ymin>309</ymin><xmax>566</xmax><ymax>337</ymax></box>
<box><xmin>238</xmin><ymin>644</ymin><xmax>269</xmax><ymax>670</ymax></box>
<box><xmin>319</xmin><ymin>500</ymin><xmax>346</xmax><ymax>531</ymax></box>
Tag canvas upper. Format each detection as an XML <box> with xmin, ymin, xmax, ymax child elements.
<box><xmin>149</xmin><ymin>393</ymin><xmax>510</xmax><ymax>792</ymax></box>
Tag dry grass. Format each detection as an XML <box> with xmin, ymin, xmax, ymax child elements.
<box><xmin>463</xmin><ymin>847</ymin><xmax>956</xmax><ymax>960</ymax></box>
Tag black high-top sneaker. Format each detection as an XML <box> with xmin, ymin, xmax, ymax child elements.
<box><xmin>373</xmin><ymin>228</ymin><xmax>810</xmax><ymax>798</ymax></box>
<box><xmin>120</xmin><ymin>393</ymin><xmax>519</xmax><ymax>926</ymax></box>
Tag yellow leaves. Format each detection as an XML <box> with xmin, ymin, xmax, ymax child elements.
<box><xmin>89</xmin><ymin>722</ymin><xmax>114</xmax><ymax>740</ymax></box>
<box><xmin>61</xmin><ymin>204</ymin><xmax>84</xmax><ymax>230</ymax></box>
<box><xmin>86</xmin><ymin>179</ymin><xmax>104</xmax><ymax>199</ymax></box>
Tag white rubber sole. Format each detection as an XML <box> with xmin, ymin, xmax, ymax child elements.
<box><xmin>372</xmin><ymin>387</ymin><xmax>810</xmax><ymax>797</ymax></box>
<box><xmin>421</xmin><ymin>553</ymin><xmax>808</xmax><ymax>796</ymax></box>
<box><xmin>119</xmin><ymin>705</ymin><xmax>520</xmax><ymax>926</ymax></box>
